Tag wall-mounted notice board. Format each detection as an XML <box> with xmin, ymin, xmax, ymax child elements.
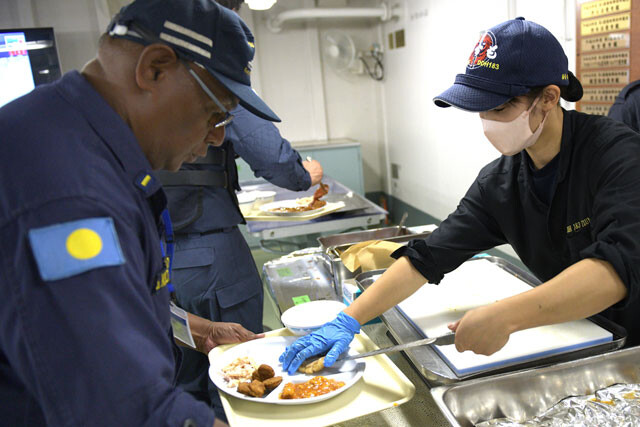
<box><xmin>576</xmin><ymin>0</ymin><xmax>640</xmax><ymax>115</ymax></box>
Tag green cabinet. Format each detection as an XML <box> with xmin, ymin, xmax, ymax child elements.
<box><xmin>236</xmin><ymin>140</ymin><xmax>364</xmax><ymax>195</ymax></box>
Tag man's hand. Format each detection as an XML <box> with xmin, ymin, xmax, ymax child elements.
<box><xmin>302</xmin><ymin>159</ymin><xmax>323</xmax><ymax>186</ymax></box>
<box><xmin>447</xmin><ymin>304</ymin><xmax>512</xmax><ymax>356</ymax></box>
<box><xmin>186</xmin><ymin>312</ymin><xmax>264</xmax><ymax>354</ymax></box>
<box><xmin>196</xmin><ymin>321</ymin><xmax>264</xmax><ymax>354</ymax></box>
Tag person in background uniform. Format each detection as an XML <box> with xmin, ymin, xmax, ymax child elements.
<box><xmin>0</xmin><ymin>0</ymin><xmax>278</xmax><ymax>425</ymax></box>
<box><xmin>159</xmin><ymin>0</ymin><xmax>322</xmax><ymax>420</ymax></box>
<box><xmin>607</xmin><ymin>80</ymin><xmax>640</xmax><ymax>132</ymax></box>
<box><xmin>280</xmin><ymin>17</ymin><xmax>640</xmax><ymax>375</ymax></box>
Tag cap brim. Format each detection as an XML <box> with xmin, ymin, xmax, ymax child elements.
<box><xmin>433</xmin><ymin>83</ymin><xmax>515</xmax><ymax>112</ymax></box>
<box><xmin>208</xmin><ymin>69</ymin><xmax>281</xmax><ymax>122</ymax></box>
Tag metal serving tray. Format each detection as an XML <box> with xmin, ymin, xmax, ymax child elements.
<box><xmin>323</xmin><ymin>230</ymin><xmax>433</xmax><ymax>291</ymax></box>
<box><xmin>317</xmin><ymin>225</ymin><xmax>413</xmax><ymax>252</ymax></box>
<box><xmin>355</xmin><ymin>256</ymin><xmax>626</xmax><ymax>386</ymax></box>
<box><xmin>430</xmin><ymin>346</ymin><xmax>640</xmax><ymax>426</ymax></box>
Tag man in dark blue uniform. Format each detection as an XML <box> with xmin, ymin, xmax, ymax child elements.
<box><xmin>608</xmin><ymin>80</ymin><xmax>640</xmax><ymax>132</ymax></box>
<box><xmin>157</xmin><ymin>0</ymin><xmax>323</xmax><ymax>419</ymax></box>
<box><xmin>281</xmin><ymin>18</ymin><xmax>640</xmax><ymax>375</ymax></box>
<box><xmin>0</xmin><ymin>0</ymin><xmax>279</xmax><ymax>425</ymax></box>
<box><xmin>161</xmin><ymin>103</ymin><xmax>322</xmax><ymax>416</ymax></box>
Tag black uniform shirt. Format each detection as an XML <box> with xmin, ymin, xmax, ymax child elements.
<box><xmin>394</xmin><ymin>109</ymin><xmax>640</xmax><ymax>346</ymax></box>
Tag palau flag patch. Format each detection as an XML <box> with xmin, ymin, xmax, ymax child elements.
<box><xmin>28</xmin><ymin>217</ymin><xmax>125</xmax><ymax>281</ymax></box>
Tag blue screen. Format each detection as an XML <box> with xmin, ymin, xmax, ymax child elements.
<box><xmin>0</xmin><ymin>32</ymin><xmax>36</xmax><ymax>108</ymax></box>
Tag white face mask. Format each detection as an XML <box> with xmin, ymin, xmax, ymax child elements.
<box><xmin>481</xmin><ymin>96</ymin><xmax>547</xmax><ymax>156</ymax></box>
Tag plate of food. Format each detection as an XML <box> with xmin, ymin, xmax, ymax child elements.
<box><xmin>259</xmin><ymin>183</ymin><xmax>330</xmax><ymax>217</ymax></box>
<box><xmin>209</xmin><ymin>336</ymin><xmax>366</xmax><ymax>405</ymax></box>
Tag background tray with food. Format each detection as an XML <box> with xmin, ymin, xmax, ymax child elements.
<box><xmin>208</xmin><ymin>328</ymin><xmax>415</xmax><ymax>426</ymax></box>
<box><xmin>244</xmin><ymin>201</ymin><xmax>345</xmax><ymax>221</ymax></box>
<box><xmin>244</xmin><ymin>182</ymin><xmax>346</xmax><ymax>221</ymax></box>
<box><xmin>209</xmin><ymin>336</ymin><xmax>365</xmax><ymax>405</ymax></box>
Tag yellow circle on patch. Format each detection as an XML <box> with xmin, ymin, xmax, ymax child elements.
<box><xmin>66</xmin><ymin>228</ymin><xmax>103</xmax><ymax>260</ymax></box>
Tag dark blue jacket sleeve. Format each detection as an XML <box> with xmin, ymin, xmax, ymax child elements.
<box><xmin>608</xmin><ymin>98</ymin><xmax>640</xmax><ymax>133</ymax></box>
<box><xmin>0</xmin><ymin>198</ymin><xmax>215</xmax><ymax>427</ymax></box>
<box><xmin>608</xmin><ymin>83</ymin><xmax>640</xmax><ymax>133</ymax></box>
<box><xmin>227</xmin><ymin>106</ymin><xmax>311</xmax><ymax>190</ymax></box>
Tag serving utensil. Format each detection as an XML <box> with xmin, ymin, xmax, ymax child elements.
<box><xmin>337</xmin><ymin>332</ymin><xmax>455</xmax><ymax>362</ymax></box>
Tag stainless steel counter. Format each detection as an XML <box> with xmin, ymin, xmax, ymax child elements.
<box><xmin>332</xmin><ymin>323</ymin><xmax>451</xmax><ymax>427</ymax></box>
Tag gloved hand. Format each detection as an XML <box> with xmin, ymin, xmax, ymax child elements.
<box><xmin>279</xmin><ymin>311</ymin><xmax>360</xmax><ymax>375</ymax></box>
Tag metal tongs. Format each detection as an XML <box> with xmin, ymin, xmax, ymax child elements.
<box><xmin>336</xmin><ymin>332</ymin><xmax>456</xmax><ymax>362</ymax></box>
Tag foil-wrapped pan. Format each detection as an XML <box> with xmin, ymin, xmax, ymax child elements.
<box><xmin>477</xmin><ymin>383</ymin><xmax>640</xmax><ymax>426</ymax></box>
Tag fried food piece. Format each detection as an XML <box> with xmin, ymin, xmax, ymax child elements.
<box><xmin>263</xmin><ymin>376</ymin><xmax>283</xmax><ymax>391</ymax></box>
<box><xmin>280</xmin><ymin>382</ymin><xmax>296</xmax><ymax>399</ymax></box>
<box><xmin>237</xmin><ymin>382</ymin><xmax>252</xmax><ymax>396</ymax></box>
<box><xmin>298</xmin><ymin>357</ymin><xmax>325</xmax><ymax>375</ymax></box>
<box><xmin>251</xmin><ymin>370</ymin><xmax>261</xmax><ymax>381</ymax></box>
<box><xmin>248</xmin><ymin>379</ymin><xmax>266</xmax><ymax>397</ymax></box>
<box><xmin>256</xmin><ymin>364</ymin><xmax>275</xmax><ymax>381</ymax></box>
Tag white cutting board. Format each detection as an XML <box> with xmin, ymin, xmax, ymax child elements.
<box><xmin>385</xmin><ymin>258</ymin><xmax>612</xmax><ymax>376</ymax></box>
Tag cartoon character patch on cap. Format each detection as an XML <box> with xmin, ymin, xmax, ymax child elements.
<box><xmin>468</xmin><ymin>31</ymin><xmax>499</xmax><ymax>71</ymax></box>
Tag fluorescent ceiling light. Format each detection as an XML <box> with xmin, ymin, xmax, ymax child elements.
<box><xmin>246</xmin><ymin>0</ymin><xmax>277</xmax><ymax>10</ymax></box>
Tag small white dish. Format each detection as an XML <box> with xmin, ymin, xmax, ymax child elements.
<box><xmin>281</xmin><ymin>300</ymin><xmax>347</xmax><ymax>336</ymax></box>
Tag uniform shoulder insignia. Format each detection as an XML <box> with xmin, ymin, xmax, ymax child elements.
<box><xmin>28</xmin><ymin>217</ymin><xmax>125</xmax><ymax>281</ymax></box>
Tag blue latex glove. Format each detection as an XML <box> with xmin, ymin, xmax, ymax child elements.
<box><xmin>279</xmin><ymin>312</ymin><xmax>361</xmax><ymax>375</ymax></box>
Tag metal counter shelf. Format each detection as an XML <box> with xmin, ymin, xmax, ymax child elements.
<box><xmin>355</xmin><ymin>256</ymin><xmax>626</xmax><ymax>387</ymax></box>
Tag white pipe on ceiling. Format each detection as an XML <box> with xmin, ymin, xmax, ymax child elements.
<box><xmin>267</xmin><ymin>3</ymin><xmax>398</xmax><ymax>33</ymax></box>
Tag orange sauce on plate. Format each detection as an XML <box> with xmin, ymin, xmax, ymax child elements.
<box><xmin>280</xmin><ymin>376</ymin><xmax>345</xmax><ymax>399</ymax></box>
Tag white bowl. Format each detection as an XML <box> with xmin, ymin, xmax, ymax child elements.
<box><xmin>237</xmin><ymin>191</ymin><xmax>258</xmax><ymax>215</ymax></box>
<box><xmin>281</xmin><ymin>300</ymin><xmax>347</xmax><ymax>336</ymax></box>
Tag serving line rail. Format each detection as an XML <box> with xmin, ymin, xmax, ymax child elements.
<box><xmin>240</xmin><ymin>176</ymin><xmax>387</xmax><ymax>240</ymax></box>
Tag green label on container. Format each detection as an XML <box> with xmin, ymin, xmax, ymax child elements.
<box><xmin>277</xmin><ymin>268</ymin><xmax>293</xmax><ymax>277</ymax></box>
<box><xmin>292</xmin><ymin>295</ymin><xmax>311</xmax><ymax>305</ymax></box>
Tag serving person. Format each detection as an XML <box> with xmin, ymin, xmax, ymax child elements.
<box><xmin>0</xmin><ymin>0</ymin><xmax>277</xmax><ymax>425</ymax></box>
<box><xmin>162</xmin><ymin>0</ymin><xmax>322</xmax><ymax>421</ymax></box>
<box><xmin>281</xmin><ymin>17</ymin><xmax>640</xmax><ymax>375</ymax></box>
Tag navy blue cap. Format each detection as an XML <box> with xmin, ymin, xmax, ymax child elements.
<box><xmin>107</xmin><ymin>0</ymin><xmax>280</xmax><ymax>122</ymax></box>
<box><xmin>434</xmin><ymin>17</ymin><xmax>583</xmax><ymax>112</ymax></box>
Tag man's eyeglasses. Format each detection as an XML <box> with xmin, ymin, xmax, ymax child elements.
<box><xmin>182</xmin><ymin>61</ymin><xmax>234</xmax><ymax>129</ymax></box>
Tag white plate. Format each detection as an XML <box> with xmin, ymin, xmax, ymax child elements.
<box><xmin>209</xmin><ymin>336</ymin><xmax>365</xmax><ymax>405</ymax></box>
<box><xmin>259</xmin><ymin>199</ymin><xmax>327</xmax><ymax>217</ymax></box>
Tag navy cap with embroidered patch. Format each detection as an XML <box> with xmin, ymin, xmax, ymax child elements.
<box><xmin>434</xmin><ymin>17</ymin><xmax>583</xmax><ymax>112</ymax></box>
<box><xmin>107</xmin><ymin>0</ymin><xmax>280</xmax><ymax>122</ymax></box>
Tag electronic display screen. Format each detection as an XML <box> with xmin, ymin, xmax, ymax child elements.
<box><xmin>0</xmin><ymin>27</ymin><xmax>61</xmax><ymax>108</ymax></box>
<box><xmin>0</xmin><ymin>32</ymin><xmax>35</xmax><ymax>108</ymax></box>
